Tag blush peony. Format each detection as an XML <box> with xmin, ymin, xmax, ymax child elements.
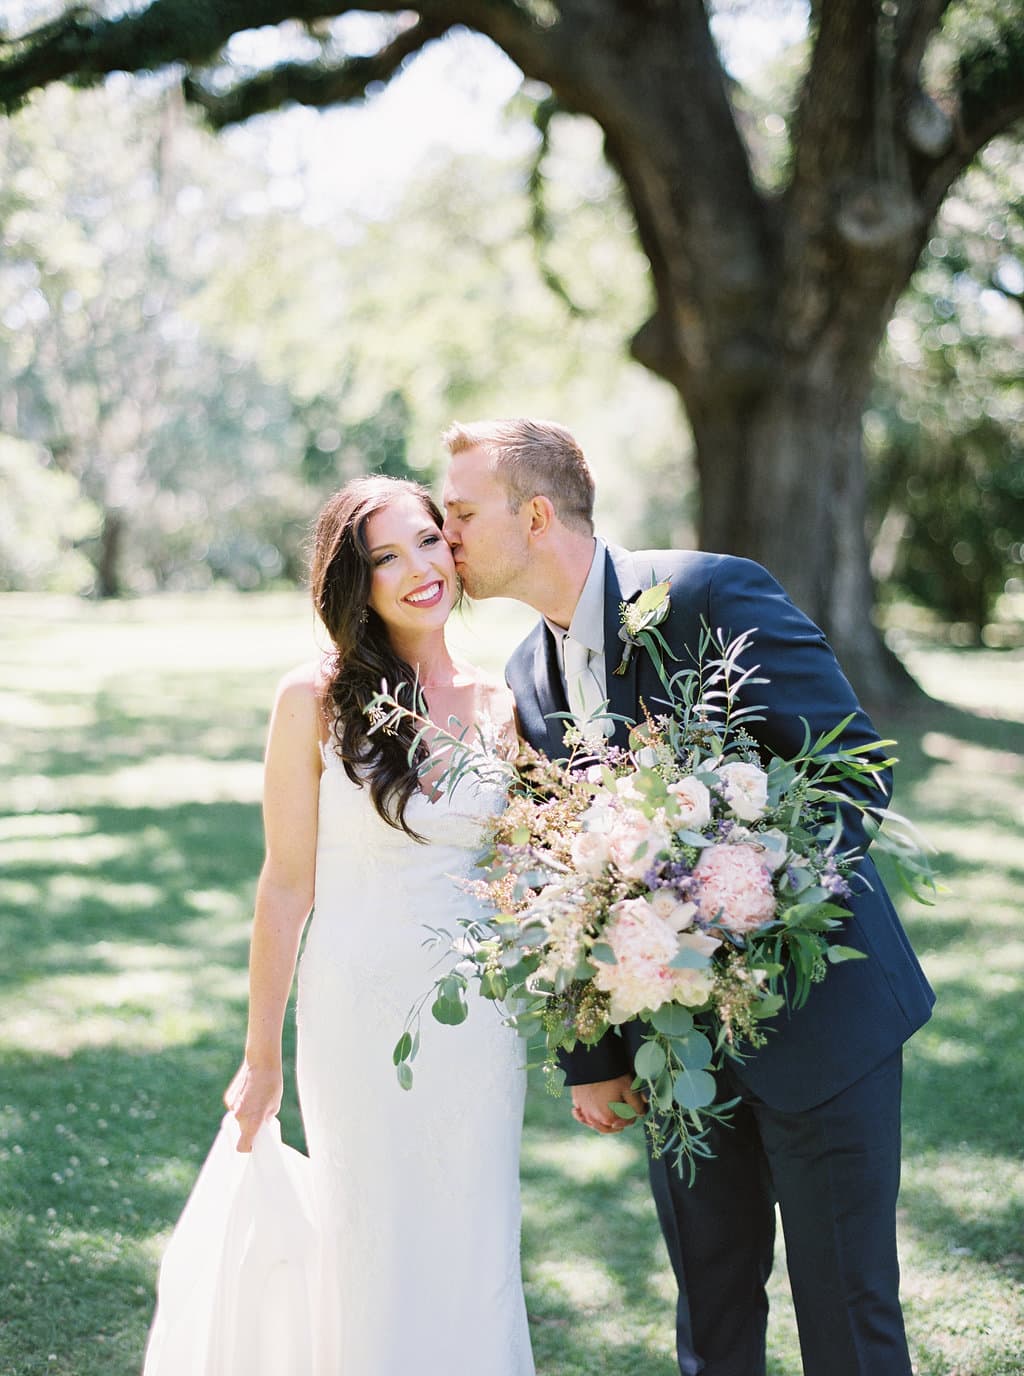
<box><xmin>693</xmin><ymin>842</ymin><xmax>777</xmax><ymax>934</ymax></box>
<box><xmin>593</xmin><ymin>897</ymin><xmax>717</xmax><ymax>1022</ymax></box>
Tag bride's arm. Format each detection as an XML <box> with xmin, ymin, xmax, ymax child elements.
<box><xmin>225</xmin><ymin>665</ymin><xmax>321</xmax><ymax>1153</ymax></box>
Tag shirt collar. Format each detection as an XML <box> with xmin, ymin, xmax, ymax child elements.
<box><xmin>543</xmin><ymin>537</ymin><xmax>606</xmax><ymax>656</ymax></box>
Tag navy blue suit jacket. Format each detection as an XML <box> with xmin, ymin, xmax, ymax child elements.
<box><xmin>505</xmin><ymin>543</ymin><xmax>935</xmax><ymax>1112</ymax></box>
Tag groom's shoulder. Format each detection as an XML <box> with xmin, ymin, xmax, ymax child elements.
<box><xmin>505</xmin><ymin>618</ymin><xmax>544</xmax><ymax>685</ymax></box>
<box><xmin>618</xmin><ymin>545</ymin><xmax>765</xmax><ymax>596</ymax></box>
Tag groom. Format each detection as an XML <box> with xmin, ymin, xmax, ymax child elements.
<box><xmin>440</xmin><ymin>418</ymin><xmax>934</xmax><ymax>1376</ymax></box>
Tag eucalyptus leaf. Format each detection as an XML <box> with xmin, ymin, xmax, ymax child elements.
<box><xmin>674</xmin><ymin>829</ymin><xmax>713</xmax><ymax>847</ymax></box>
<box><xmin>673</xmin><ymin>1068</ymin><xmax>717</xmax><ymax>1110</ymax></box>
<box><xmin>668</xmin><ymin>946</ymin><xmax>712</xmax><ymax>970</ymax></box>
<box><xmin>392</xmin><ymin>1032</ymin><xmax>412</xmax><ymax>1066</ymax></box>
<box><xmin>610</xmin><ymin>1101</ymin><xmax>638</xmax><ymax>1121</ymax></box>
<box><xmin>396</xmin><ymin>1062</ymin><xmax>413</xmax><ymax>1091</ymax></box>
<box><xmin>650</xmin><ymin>1004</ymin><xmax>695</xmax><ymax>1037</ymax></box>
<box><xmin>591</xmin><ymin>942</ymin><xmax>617</xmax><ymax>965</ymax></box>
<box><xmin>634</xmin><ymin>1040</ymin><xmax>668</xmax><ymax>1080</ymax></box>
<box><xmin>431</xmin><ymin>993</ymin><xmax>469</xmax><ymax>1026</ymax></box>
<box><xmin>634</xmin><ymin>579</ymin><xmax>672</xmax><ymax>617</ymax></box>
<box><xmin>672</xmin><ymin>1029</ymin><xmax>713</xmax><ymax>1071</ymax></box>
<box><xmin>480</xmin><ymin>968</ymin><xmax>509</xmax><ymax>999</ymax></box>
<box><xmin>653</xmin><ymin>1069</ymin><xmax>675</xmax><ymax>1111</ymax></box>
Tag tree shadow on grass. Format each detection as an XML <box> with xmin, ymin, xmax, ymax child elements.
<box><xmin>888</xmin><ymin>695</ymin><xmax>1024</xmax><ymax>765</ymax></box>
<box><xmin>903</xmin><ymin>980</ymin><xmax>1024</xmax><ymax>1163</ymax></box>
<box><xmin>0</xmin><ymin>799</ymin><xmax>264</xmax><ymax>994</ymax></box>
<box><xmin>520</xmin><ymin>1092</ymin><xmax>684</xmax><ymax>1376</ymax></box>
<box><xmin>2</xmin><ymin>665</ymin><xmax>281</xmax><ymax>792</ymax></box>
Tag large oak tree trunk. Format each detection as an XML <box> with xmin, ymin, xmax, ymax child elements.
<box><xmin>691</xmin><ymin>372</ymin><xmax>911</xmax><ymax>706</ymax></box>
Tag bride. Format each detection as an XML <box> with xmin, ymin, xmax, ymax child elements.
<box><xmin>202</xmin><ymin>475</ymin><xmax>533</xmax><ymax>1374</ymax></box>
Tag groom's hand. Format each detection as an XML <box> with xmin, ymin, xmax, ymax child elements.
<box><xmin>571</xmin><ymin>1076</ymin><xmax>647</xmax><ymax>1134</ymax></box>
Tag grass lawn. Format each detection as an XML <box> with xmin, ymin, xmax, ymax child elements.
<box><xmin>1</xmin><ymin>592</ymin><xmax>1021</xmax><ymax>1376</ymax></box>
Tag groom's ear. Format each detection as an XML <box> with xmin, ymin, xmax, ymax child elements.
<box><xmin>526</xmin><ymin>495</ymin><xmax>556</xmax><ymax>539</ymax></box>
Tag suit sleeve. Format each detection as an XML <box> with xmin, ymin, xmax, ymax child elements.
<box><xmin>706</xmin><ymin>557</ymin><xmax>893</xmax><ymax>857</ymax></box>
<box><xmin>558</xmin><ymin>1029</ymin><xmax>633</xmax><ymax>1087</ymax></box>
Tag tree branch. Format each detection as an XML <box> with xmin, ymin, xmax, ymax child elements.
<box><xmin>894</xmin><ymin>0</ymin><xmax>953</xmax><ymax>85</ymax></box>
<box><xmin>916</xmin><ymin>18</ymin><xmax>1024</xmax><ymax>220</ymax></box>
<box><xmin>0</xmin><ymin>0</ymin><xmax>340</xmax><ymax>111</ymax></box>
<box><xmin>0</xmin><ymin>0</ymin><xmax>562</xmax><ymax>113</ymax></box>
<box><xmin>183</xmin><ymin>15</ymin><xmax>449</xmax><ymax>128</ymax></box>
<box><xmin>789</xmin><ymin>0</ymin><xmax>879</xmax><ymax>185</ymax></box>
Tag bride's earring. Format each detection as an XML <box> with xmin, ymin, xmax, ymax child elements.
<box><xmin>358</xmin><ymin>608</ymin><xmax>368</xmax><ymax>626</ymax></box>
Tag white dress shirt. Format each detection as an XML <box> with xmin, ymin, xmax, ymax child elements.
<box><xmin>543</xmin><ymin>538</ymin><xmax>611</xmax><ymax>737</ymax></box>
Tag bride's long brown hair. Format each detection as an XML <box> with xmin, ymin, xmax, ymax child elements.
<box><xmin>309</xmin><ymin>475</ymin><xmax>450</xmax><ymax>840</ymax></box>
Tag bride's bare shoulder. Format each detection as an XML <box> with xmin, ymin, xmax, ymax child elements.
<box><xmin>272</xmin><ymin>661</ymin><xmax>330</xmax><ymax>730</ymax></box>
<box><xmin>274</xmin><ymin>660</ymin><xmax>322</xmax><ymax>699</ymax></box>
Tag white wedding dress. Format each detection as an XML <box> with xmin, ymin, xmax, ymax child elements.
<box><xmin>294</xmin><ymin>738</ymin><xmax>535</xmax><ymax>1375</ymax></box>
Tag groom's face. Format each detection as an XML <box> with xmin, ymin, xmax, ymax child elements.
<box><xmin>442</xmin><ymin>447</ymin><xmax>531</xmax><ymax>600</ymax></box>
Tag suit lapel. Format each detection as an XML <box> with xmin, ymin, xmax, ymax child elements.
<box><xmin>603</xmin><ymin>544</ymin><xmax>644</xmax><ymax>749</ymax></box>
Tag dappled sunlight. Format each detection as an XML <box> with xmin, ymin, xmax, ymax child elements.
<box><xmin>921</xmin><ymin>730</ymin><xmax>1023</xmax><ymax>776</ymax></box>
<box><xmin>0</xmin><ymin>689</ymin><xmax>94</xmax><ymax>730</ymax></box>
<box><xmin>11</xmin><ymin>757</ymin><xmax>265</xmax><ymax>812</ymax></box>
<box><xmin>2</xmin><ymin>951</ymin><xmax>246</xmax><ymax>1056</ymax></box>
<box><xmin>521</xmin><ymin>1127</ymin><xmax>644</xmax><ymax>1185</ymax></box>
<box><xmin>0</xmin><ymin>810</ymin><xmax>92</xmax><ymax>841</ymax></box>
<box><xmin>922</xmin><ymin>944</ymin><xmax>1023</xmax><ymax>991</ymax></box>
<box><xmin>904</xmin><ymin>646</ymin><xmax>1024</xmax><ymax>723</ymax></box>
<box><xmin>531</xmin><ymin>1255</ymin><xmax>624</xmax><ymax>1311</ymax></box>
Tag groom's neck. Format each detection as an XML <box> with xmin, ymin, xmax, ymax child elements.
<box><xmin>521</xmin><ymin>534</ymin><xmax>597</xmax><ymax>628</ymax></box>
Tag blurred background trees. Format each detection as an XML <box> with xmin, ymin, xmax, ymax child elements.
<box><xmin>868</xmin><ymin>134</ymin><xmax>1024</xmax><ymax>643</ymax></box>
<box><xmin>0</xmin><ymin>70</ymin><xmax>681</xmax><ymax>598</ymax></box>
<box><xmin>0</xmin><ymin>3</ymin><xmax>1021</xmax><ymax>672</ymax></box>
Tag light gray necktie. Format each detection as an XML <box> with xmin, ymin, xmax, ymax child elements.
<box><xmin>562</xmin><ymin>635</ymin><xmax>608</xmax><ymax>738</ymax></box>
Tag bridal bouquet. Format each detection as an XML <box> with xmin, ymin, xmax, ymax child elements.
<box><xmin>369</xmin><ymin>604</ymin><xmax>931</xmax><ymax>1178</ymax></box>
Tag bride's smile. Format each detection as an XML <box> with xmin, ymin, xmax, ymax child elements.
<box><xmin>365</xmin><ymin>491</ymin><xmax>457</xmax><ymax>635</ymax></box>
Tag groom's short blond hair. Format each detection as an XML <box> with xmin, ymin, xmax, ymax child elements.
<box><xmin>442</xmin><ymin>418</ymin><xmax>595</xmax><ymax>535</ymax></box>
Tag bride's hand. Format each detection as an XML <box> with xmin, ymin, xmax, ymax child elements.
<box><xmin>224</xmin><ymin>1060</ymin><xmax>283</xmax><ymax>1153</ymax></box>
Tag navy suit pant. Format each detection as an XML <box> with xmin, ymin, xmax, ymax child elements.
<box><xmin>646</xmin><ymin>1051</ymin><xmax>912</xmax><ymax>1376</ymax></box>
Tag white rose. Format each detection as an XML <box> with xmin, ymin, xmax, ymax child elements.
<box><xmin>750</xmin><ymin>827</ymin><xmax>788</xmax><ymax>872</ymax></box>
<box><xmin>580</xmin><ymin>796</ymin><xmax>616</xmax><ymax>834</ymax></box>
<box><xmin>668</xmin><ymin>775</ymin><xmax>713</xmax><ymax>831</ymax></box>
<box><xmin>570</xmin><ymin>829</ymin><xmax>610</xmax><ymax>877</ymax></box>
<box><xmin>615</xmin><ymin>772</ymin><xmax>644</xmax><ymax>801</ymax></box>
<box><xmin>647</xmin><ymin>889</ymin><xmax>698</xmax><ymax>931</ymax></box>
<box><xmin>675</xmin><ymin>928</ymin><xmax>722</xmax><ymax>963</ymax></box>
<box><xmin>717</xmin><ymin>761</ymin><xmax>769</xmax><ymax>822</ymax></box>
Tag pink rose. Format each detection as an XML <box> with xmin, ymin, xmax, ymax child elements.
<box><xmin>693</xmin><ymin>842</ymin><xmax>777</xmax><ymax>935</ymax></box>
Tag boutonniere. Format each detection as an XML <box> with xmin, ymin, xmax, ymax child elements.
<box><xmin>614</xmin><ymin>578</ymin><xmax>672</xmax><ymax>675</ymax></box>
